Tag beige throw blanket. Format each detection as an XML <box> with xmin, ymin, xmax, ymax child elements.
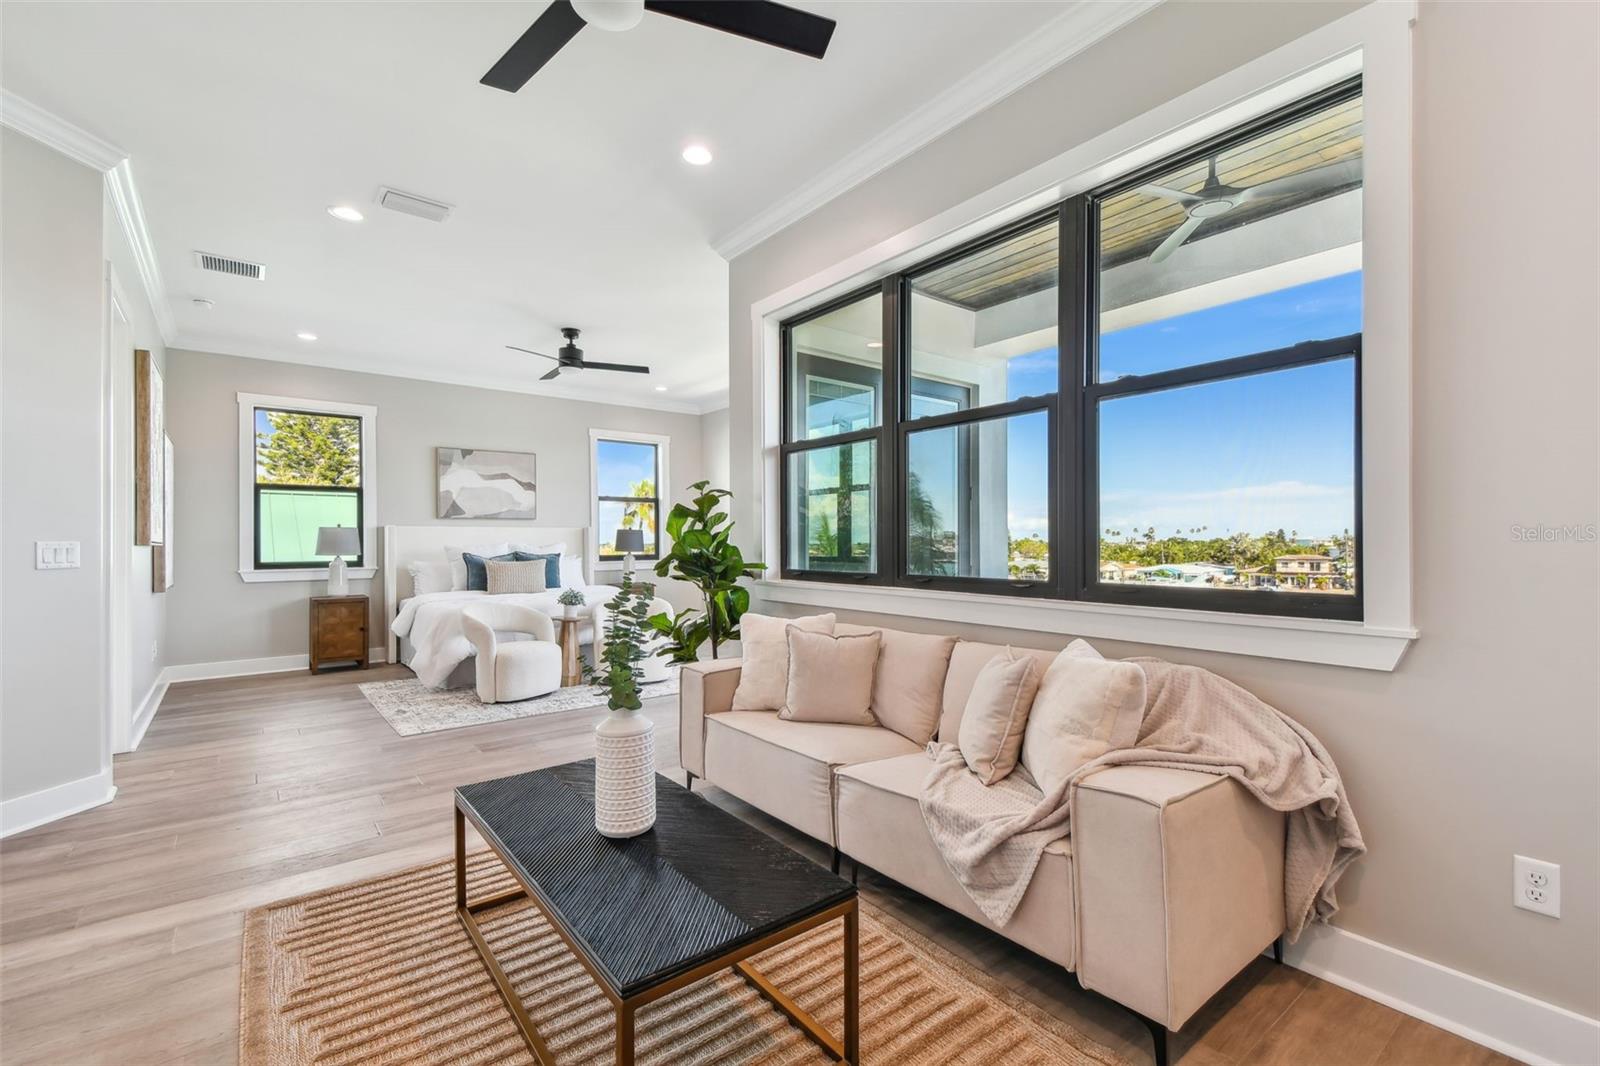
<box><xmin>918</xmin><ymin>658</ymin><xmax>1364</xmax><ymax>941</ymax></box>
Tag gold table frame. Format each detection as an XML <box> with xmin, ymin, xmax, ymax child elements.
<box><xmin>455</xmin><ymin>803</ymin><xmax>860</xmax><ymax>1066</ymax></box>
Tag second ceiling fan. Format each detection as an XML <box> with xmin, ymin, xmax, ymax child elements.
<box><xmin>482</xmin><ymin>0</ymin><xmax>837</xmax><ymax>93</ymax></box>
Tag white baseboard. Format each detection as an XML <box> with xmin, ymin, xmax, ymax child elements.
<box><xmin>125</xmin><ymin>675</ymin><xmax>168</xmax><ymax>752</ymax></box>
<box><xmin>162</xmin><ymin>647</ymin><xmax>391</xmax><ymax>684</ymax></box>
<box><xmin>1285</xmin><ymin>922</ymin><xmax>1599</xmax><ymax>1066</ymax></box>
<box><xmin>0</xmin><ymin>767</ymin><xmax>116</xmax><ymax>838</ymax></box>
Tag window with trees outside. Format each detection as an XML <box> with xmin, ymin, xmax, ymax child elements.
<box><xmin>253</xmin><ymin>407</ymin><xmax>364</xmax><ymax>568</ymax></box>
<box><xmin>779</xmin><ymin>80</ymin><xmax>1363</xmax><ymax>621</ymax></box>
<box><xmin>595</xmin><ymin>436</ymin><xmax>662</xmax><ymax>561</ymax></box>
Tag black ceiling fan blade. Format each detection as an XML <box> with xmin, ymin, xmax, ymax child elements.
<box><xmin>506</xmin><ymin>344</ymin><xmax>558</xmax><ymax>361</ymax></box>
<box><xmin>539</xmin><ymin>366</ymin><xmax>563</xmax><ymax>381</ymax></box>
<box><xmin>643</xmin><ymin>0</ymin><xmax>835</xmax><ymax>59</ymax></box>
<box><xmin>481</xmin><ymin>0</ymin><xmax>586</xmax><ymax>93</ymax></box>
<box><xmin>580</xmin><ymin>360</ymin><xmax>651</xmax><ymax>374</ymax></box>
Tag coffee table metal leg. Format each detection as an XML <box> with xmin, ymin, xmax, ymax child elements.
<box><xmin>454</xmin><ymin>807</ymin><xmax>467</xmax><ymax>909</ymax></box>
<box><xmin>616</xmin><ymin>1001</ymin><xmax>636</xmax><ymax>1065</ymax></box>
<box><xmin>844</xmin><ymin>899</ymin><xmax>859</xmax><ymax>1064</ymax></box>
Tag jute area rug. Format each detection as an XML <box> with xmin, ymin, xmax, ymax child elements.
<box><xmin>241</xmin><ymin>852</ymin><xmax>1128</xmax><ymax>1066</ymax></box>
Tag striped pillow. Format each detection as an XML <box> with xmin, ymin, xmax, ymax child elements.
<box><xmin>485</xmin><ymin>559</ymin><xmax>548</xmax><ymax>595</ymax></box>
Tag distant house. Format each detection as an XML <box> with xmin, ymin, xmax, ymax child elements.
<box><xmin>1275</xmin><ymin>553</ymin><xmax>1339</xmax><ymax>589</ymax></box>
<box><xmin>1098</xmin><ymin>561</ymin><xmax>1139</xmax><ymax>582</ymax></box>
<box><xmin>1130</xmin><ymin>562</ymin><xmax>1235</xmax><ymax>585</ymax></box>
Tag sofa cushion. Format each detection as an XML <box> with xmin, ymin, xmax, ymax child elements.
<box><xmin>869</xmin><ymin>629</ymin><xmax>958</xmax><ymax>745</ymax></box>
<box><xmin>1021</xmin><ymin>639</ymin><xmax>1147</xmax><ymax>796</ymax></box>
<box><xmin>835</xmin><ymin>752</ymin><xmax>1075</xmax><ymax>968</ymax></box>
<box><xmin>939</xmin><ymin>641</ymin><xmax>1058</xmax><ymax>744</ymax></box>
<box><xmin>703</xmin><ymin>710</ymin><xmax>920</xmax><ymax>844</ymax></box>
<box><xmin>781</xmin><ymin>629</ymin><xmax>880</xmax><ymax>725</ymax></box>
<box><xmin>957</xmin><ymin>648</ymin><xmax>1042</xmax><ymax>784</ymax></box>
<box><xmin>731</xmin><ymin>612</ymin><xmax>835</xmax><ymax>712</ymax></box>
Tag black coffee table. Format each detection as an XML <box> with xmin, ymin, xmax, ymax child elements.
<box><xmin>454</xmin><ymin>760</ymin><xmax>859</xmax><ymax>1065</ymax></box>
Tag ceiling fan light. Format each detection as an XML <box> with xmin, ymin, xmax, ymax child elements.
<box><xmin>572</xmin><ymin>0</ymin><xmax>645</xmax><ymax>31</ymax></box>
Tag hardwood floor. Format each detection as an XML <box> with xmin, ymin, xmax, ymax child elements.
<box><xmin>0</xmin><ymin>666</ymin><xmax>1516</xmax><ymax>1066</ymax></box>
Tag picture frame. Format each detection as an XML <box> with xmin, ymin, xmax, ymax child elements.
<box><xmin>153</xmin><ymin>434</ymin><xmax>175</xmax><ymax>592</ymax></box>
<box><xmin>134</xmin><ymin>349</ymin><xmax>165</xmax><ymax>545</ymax></box>
<box><xmin>436</xmin><ymin>447</ymin><xmax>537</xmax><ymax>519</ymax></box>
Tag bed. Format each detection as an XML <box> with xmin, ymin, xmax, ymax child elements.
<box><xmin>382</xmin><ymin>524</ymin><xmax>618</xmax><ymax>689</ymax></box>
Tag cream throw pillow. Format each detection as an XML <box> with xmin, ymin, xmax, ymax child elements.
<box><xmin>1021</xmin><ymin>639</ymin><xmax>1147</xmax><ymax>796</ymax></box>
<box><xmin>957</xmin><ymin>648</ymin><xmax>1042</xmax><ymax>785</ymax></box>
<box><xmin>781</xmin><ymin>629</ymin><xmax>881</xmax><ymax>725</ymax></box>
<box><xmin>730</xmin><ymin>612</ymin><xmax>836</xmax><ymax>712</ymax></box>
<box><xmin>870</xmin><ymin>630</ymin><xmax>958</xmax><ymax>745</ymax></box>
<box><xmin>485</xmin><ymin>559</ymin><xmax>547</xmax><ymax>595</ymax></box>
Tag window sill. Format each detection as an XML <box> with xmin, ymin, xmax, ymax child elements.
<box><xmin>238</xmin><ymin>567</ymin><xmax>378</xmax><ymax>585</ymax></box>
<box><xmin>753</xmin><ymin>578</ymin><xmax>1415</xmax><ymax>671</ymax></box>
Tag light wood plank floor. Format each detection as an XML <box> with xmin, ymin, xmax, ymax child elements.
<box><xmin>0</xmin><ymin>666</ymin><xmax>1516</xmax><ymax>1066</ymax></box>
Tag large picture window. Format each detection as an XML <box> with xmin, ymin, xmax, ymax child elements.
<box><xmin>253</xmin><ymin>407</ymin><xmax>365</xmax><ymax>569</ymax></box>
<box><xmin>779</xmin><ymin>79</ymin><xmax>1362</xmax><ymax>621</ymax></box>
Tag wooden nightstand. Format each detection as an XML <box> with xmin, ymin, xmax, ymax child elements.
<box><xmin>310</xmin><ymin>595</ymin><xmax>369</xmax><ymax>674</ymax></box>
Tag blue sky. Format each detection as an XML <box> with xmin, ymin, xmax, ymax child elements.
<box><xmin>989</xmin><ymin>270</ymin><xmax>1361</xmax><ymax>542</ymax></box>
<box><xmin>596</xmin><ymin>439</ymin><xmax>657</xmax><ymax>494</ymax></box>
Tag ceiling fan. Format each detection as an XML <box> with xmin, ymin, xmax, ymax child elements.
<box><xmin>508</xmin><ymin>327</ymin><xmax>650</xmax><ymax>381</ymax></box>
<box><xmin>1139</xmin><ymin>155</ymin><xmax>1362</xmax><ymax>263</ymax></box>
<box><xmin>482</xmin><ymin>0</ymin><xmax>837</xmax><ymax>93</ymax></box>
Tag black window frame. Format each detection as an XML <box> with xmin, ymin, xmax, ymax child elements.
<box><xmin>776</xmin><ymin>76</ymin><xmax>1364</xmax><ymax>622</ymax></box>
<box><xmin>595</xmin><ymin>437</ymin><xmax>663</xmax><ymax>563</ymax></box>
<box><xmin>251</xmin><ymin>406</ymin><xmax>366</xmax><ymax>570</ymax></box>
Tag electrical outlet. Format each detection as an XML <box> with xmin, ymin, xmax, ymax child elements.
<box><xmin>1514</xmin><ymin>855</ymin><xmax>1560</xmax><ymax>918</ymax></box>
<box><xmin>150</xmin><ymin>640</ymin><xmax>159</xmax><ymax>663</ymax></box>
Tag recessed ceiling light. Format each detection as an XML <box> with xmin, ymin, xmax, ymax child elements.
<box><xmin>296</xmin><ymin>332</ymin><xmax>318</xmax><ymax>342</ymax></box>
<box><xmin>681</xmin><ymin>144</ymin><xmax>713</xmax><ymax>166</ymax></box>
<box><xmin>866</xmin><ymin>341</ymin><xmax>883</xmax><ymax>348</ymax></box>
<box><xmin>326</xmin><ymin>205</ymin><xmax>364</xmax><ymax>223</ymax></box>
<box><xmin>654</xmin><ymin>385</ymin><xmax>668</xmax><ymax>392</ymax></box>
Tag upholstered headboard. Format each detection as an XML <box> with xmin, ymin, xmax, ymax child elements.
<box><xmin>382</xmin><ymin>524</ymin><xmax>589</xmax><ymax>659</ymax></box>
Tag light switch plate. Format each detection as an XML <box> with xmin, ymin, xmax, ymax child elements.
<box><xmin>34</xmin><ymin>541</ymin><xmax>81</xmax><ymax>570</ymax></box>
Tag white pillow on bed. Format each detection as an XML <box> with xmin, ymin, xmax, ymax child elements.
<box><xmin>560</xmin><ymin>554</ymin><xmax>585</xmax><ymax>589</ymax></box>
<box><xmin>444</xmin><ymin>542</ymin><xmax>510</xmax><ymax>590</ymax></box>
<box><xmin>407</xmin><ymin>560</ymin><xmax>454</xmax><ymax>595</ymax></box>
<box><xmin>509</xmin><ymin>540</ymin><xmax>565</xmax><ymax>557</ymax></box>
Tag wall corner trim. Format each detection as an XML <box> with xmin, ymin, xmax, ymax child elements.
<box><xmin>0</xmin><ymin>768</ymin><xmax>117</xmax><ymax>839</ymax></box>
<box><xmin>709</xmin><ymin>0</ymin><xmax>1163</xmax><ymax>260</ymax></box>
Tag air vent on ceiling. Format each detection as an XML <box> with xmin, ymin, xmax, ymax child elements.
<box><xmin>376</xmin><ymin>186</ymin><xmax>453</xmax><ymax>223</ymax></box>
<box><xmin>194</xmin><ymin>251</ymin><xmax>266</xmax><ymax>280</ymax></box>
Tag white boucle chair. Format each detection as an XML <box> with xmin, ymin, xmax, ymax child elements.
<box><xmin>593</xmin><ymin>596</ymin><xmax>676</xmax><ymax>684</ymax></box>
<box><xmin>460</xmin><ymin>603</ymin><xmax>562</xmax><ymax>703</ymax></box>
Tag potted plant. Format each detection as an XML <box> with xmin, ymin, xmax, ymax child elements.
<box><xmin>648</xmin><ymin>481</ymin><xmax>765</xmax><ymax>661</ymax></box>
<box><xmin>586</xmin><ymin>572</ymin><xmax>657</xmax><ymax>838</ymax></box>
<box><xmin>556</xmin><ymin>587</ymin><xmax>585</xmax><ymax>620</ymax></box>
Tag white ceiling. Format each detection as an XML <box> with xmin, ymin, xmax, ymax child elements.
<box><xmin>2</xmin><ymin>1</ymin><xmax>1088</xmax><ymax>413</ymax></box>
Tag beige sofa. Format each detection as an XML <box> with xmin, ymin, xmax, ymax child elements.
<box><xmin>679</xmin><ymin>623</ymin><xmax>1287</xmax><ymax>1066</ymax></box>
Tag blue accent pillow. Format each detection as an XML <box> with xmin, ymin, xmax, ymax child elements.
<box><xmin>462</xmin><ymin>552</ymin><xmax>517</xmax><ymax>591</ymax></box>
<box><xmin>513</xmin><ymin>551</ymin><xmax>562</xmax><ymax>589</ymax></box>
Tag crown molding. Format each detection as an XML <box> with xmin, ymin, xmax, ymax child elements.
<box><xmin>1</xmin><ymin>90</ymin><xmax>177</xmax><ymax>345</ymax></box>
<box><xmin>709</xmin><ymin>0</ymin><xmax>1163</xmax><ymax>261</ymax></box>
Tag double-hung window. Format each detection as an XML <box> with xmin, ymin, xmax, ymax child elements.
<box><xmin>779</xmin><ymin>79</ymin><xmax>1363</xmax><ymax>621</ymax></box>
<box><xmin>592</xmin><ymin>432</ymin><xmax>667</xmax><ymax>563</ymax></box>
<box><xmin>237</xmin><ymin>393</ymin><xmax>377</xmax><ymax>581</ymax></box>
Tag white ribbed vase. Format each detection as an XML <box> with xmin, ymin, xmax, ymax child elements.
<box><xmin>594</xmin><ymin>711</ymin><xmax>656</xmax><ymax>838</ymax></box>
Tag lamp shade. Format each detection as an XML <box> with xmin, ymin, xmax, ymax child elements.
<box><xmin>613</xmin><ymin>528</ymin><xmax>645</xmax><ymax>553</ymax></box>
<box><xmin>316</xmin><ymin>525</ymin><xmax>361</xmax><ymax>557</ymax></box>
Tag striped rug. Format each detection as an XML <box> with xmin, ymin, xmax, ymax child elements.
<box><xmin>241</xmin><ymin>852</ymin><xmax>1127</xmax><ymax>1066</ymax></box>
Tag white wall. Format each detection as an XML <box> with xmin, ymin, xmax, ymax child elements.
<box><xmin>700</xmin><ymin>406</ymin><xmax>731</xmax><ymax>491</ymax></box>
<box><xmin>0</xmin><ymin>129</ymin><xmax>111</xmax><ymax>809</ymax></box>
<box><xmin>726</xmin><ymin>0</ymin><xmax>1599</xmax><ymax>1026</ymax></box>
<box><xmin>161</xmin><ymin>348</ymin><xmax>710</xmax><ymax>666</ymax></box>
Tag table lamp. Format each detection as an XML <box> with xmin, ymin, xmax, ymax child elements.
<box><xmin>316</xmin><ymin>525</ymin><xmax>361</xmax><ymax>595</ymax></box>
<box><xmin>613</xmin><ymin>528</ymin><xmax>644</xmax><ymax>577</ymax></box>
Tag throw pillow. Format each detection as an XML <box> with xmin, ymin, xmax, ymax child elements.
<box><xmin>781</xmin><ymin>629</ymin><xmax>881</xmax><ymax>725</ymax></box>
<box><xmin>511</xmin><ymin>551</ymin><xmax>562</xmax><ymax>588</ymax></box>
<box><xmin>559</xmin><ymin>554</ymin><xmax>585</xmax><ymax>589</ymax></box>
<box><xmin>406</xmin><ymin>560</ymin><xmax>453</xmax><ymax>596</ymax></box>
<box><xmin>957</xmin><ymin>648</ymin><xmax>1043</xmax><ymax>785</ymax></box>
<box><xmin>730</xmin><ymin>612</ymin><xmax>836</xmax><ymax>712</ymax></box>
<box><xmin>462</xmin><ymin>551</ymin><xmax>517</xmax><ymax>591</ymax></box>
<box><xmin>485</xmin><ymin>559</ymin><xmax>548</xmax><ymax>595</ymax></box>
<box><xmin>1020</xmin><ymin>639</ymin><xmax>1147</xmax><ymax>797</ymax></box>
<box><xmin>870</xmin><ymin>629</ymin><xmax>958</xmax><ymax>745</ymax></box>
<box><xmin>445</xmin><ymin>542</ymin><xmax>510</xmax><ymax>589</ymax></box>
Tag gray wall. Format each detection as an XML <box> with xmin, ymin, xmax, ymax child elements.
<box><xmin>700</xmin><ymin>406</ymin><xmax>731</xmax><ymax>491</ymax></box>
<box><xmin>1</xmin><ymin>130</ymin><xmax>109</xmax><ymax>801</ymax></box>
<box><xmin>726</xmin><ymin>0</ymin><xmax>1599</xmax><ymax>1017</ymax></box>
<box><xmin>162</xmin><ymin>348</ymin><xmax>709</xmax><ymax>666</ymax></box>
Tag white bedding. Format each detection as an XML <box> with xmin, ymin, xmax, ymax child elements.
<box><xmin>392</xmin><ymin>587</ymin><xmax>617</xmax><ymax>689</ymax></box>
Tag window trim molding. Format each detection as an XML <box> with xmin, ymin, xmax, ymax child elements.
<box><xmin>745</xmin><ymin>2</ymin><xmax>1416</xmax><ymax>670</ymax></box>
<box><xmin>590</xmin><ymin>429</ymin><xmax>670</xmax><ymax>573</ymax></box>
<box><xmin>236</xmin><ymin>392</ymin><xmax>378</xmax><ymax>584</ymax></box>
